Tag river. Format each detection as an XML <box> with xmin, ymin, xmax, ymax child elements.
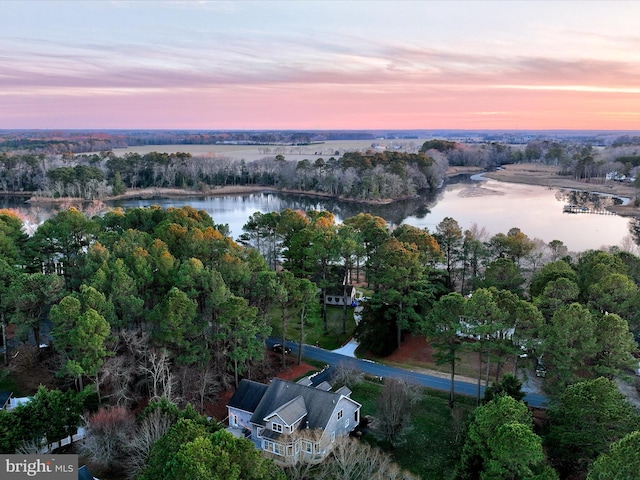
<box><xmin>1</xmin><ymin>176</ymin><xmax>634</xmax><ymax>253</ymax></box>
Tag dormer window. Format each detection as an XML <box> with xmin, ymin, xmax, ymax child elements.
<box><xmin>272</xmin><ymin>422</ymin><xmax>283</xmax><ymax>433</ymax></box>
<box><xmin>337</xmin><ymin>409</ymin><xmax>343</xmax><ymax>420</ymax></box>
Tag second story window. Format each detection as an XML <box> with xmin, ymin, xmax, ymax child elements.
<box><xmin>337</xmin><ymin>409</ymin><xmax>343</xmax><ymax>420</ymax></box>
<box><xmin>272</xmin><ymin>422</ymin><xmax>283</xmax><ymax>433</ymax></box>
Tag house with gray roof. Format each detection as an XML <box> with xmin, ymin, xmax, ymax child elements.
<box><xmin>227</xmin><ymin>378</ymin><xmax>361</xmax><ymax>465</ymax></box>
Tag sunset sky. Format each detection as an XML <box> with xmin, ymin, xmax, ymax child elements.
<box><xmin>2</xmin><ymin>0</ymin><xmax>640</xmax><ymax>130</ymax></box>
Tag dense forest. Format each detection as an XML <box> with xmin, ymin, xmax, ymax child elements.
<box><xmin>1</xmin><ymin>134</ymin><xmax>640</xmax><ymax>205</ymax></box>
<box><xmin>0</xmin><ymin>195</ymin><xmax>638</xmax><ymax>478</ymax></box>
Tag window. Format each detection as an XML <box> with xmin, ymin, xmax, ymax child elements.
<box><xmin>287</xmin><ymin>445</ymin><xmax>293</xmax><ymax>456</ymax></box>
<box><xmin>354</xmin><ymin>410</ymin><xmax>359</xmax><ymax>423</ymax></box>
<box><xmin>263</xmin><ymin>440</ymin><xmax>274</xmax><ymax>452</ymax></box>
<box><xmin>274</xmin><ymin>443</ymin><xmax>284</xmax><ymax>456</ymax></box>
<box><xmin>231</xmin><ymin>414</ymin><xmax>237</xmax><ymax>427</ymax></box>
<box><xmin>331</xmin><ymin>431</ymin><xmax>336</xmax><ymax>443</ymax></box>
<box><xmin>272</xmin><ymin>422</ymin><xmax>283</xmax><ymax>433</ymax></box>
<box><xmin>305</xmin><ymin>441</ymin><xmax>313</xmax><ymax>454</ymax></box>
<box><xmin>337</xmin><ymin>409</ymin><xmax>343</xmax><ymax>420</ymax></box>
<box><xmin>345</xmin><ymin>418</ymin><xmax>349</xmax><ymax>428</ymax></box>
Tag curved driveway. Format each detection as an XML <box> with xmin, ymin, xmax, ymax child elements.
<box><xmin>272</xmin><ymin>339</ymin><xmax>548</xmax><ymax>409</ymax></box>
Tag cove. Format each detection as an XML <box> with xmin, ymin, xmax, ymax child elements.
<box><xmin>107</xmin><ymin>176</ymin><xmax>633</xmax><ymax>253</ymax></box>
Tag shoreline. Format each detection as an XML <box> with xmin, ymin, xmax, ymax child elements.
<box><xmin>20</xmin><ymin>163</ymin><xmax>640</xmax><ymax>217</ymax></box>
<box><xmin>25</xmin><ymin>185</ymin><xmax>414</xmax><ymax>206</ymax></box>
<box><xmin>472</xmin><ymin>164</ymin><xmax>640</xmax><ymax>217</ymax></box>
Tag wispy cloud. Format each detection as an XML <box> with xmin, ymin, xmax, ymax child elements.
<box><xmin>2</xmin><ymin>0</ymin><xmax>640</xmax><ymax>129</ymax></box>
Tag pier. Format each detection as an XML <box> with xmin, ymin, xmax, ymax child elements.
<box><xmin>563</xmin><ymin>204</ymin><xmax>617</xmax><ymax>215</ymax></box>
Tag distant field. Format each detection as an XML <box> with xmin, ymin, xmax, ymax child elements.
<box><xmin>109</xmin><ymin>139</ymin><xmax>425</xmax><ymax>161</ymax></box>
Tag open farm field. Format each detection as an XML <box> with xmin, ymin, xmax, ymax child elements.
<box><xmin>108</xmin><ymin>138</ymin><xmax>425</xmax><ymax>161</ymax></box>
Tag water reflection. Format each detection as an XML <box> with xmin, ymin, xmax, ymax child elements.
<box><xmin>0</xmin><ymin>174</ymin><xmax>633</xmax><ymax>253</ymax></box>
<box><xmin>555</xmin><ymin>189</ymin><xmax>624</xmax><ymax>210</ymax></box>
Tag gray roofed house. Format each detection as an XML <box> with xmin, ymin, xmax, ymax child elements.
<box><xmin>227</xmin><ymin>378</ymin><xmax>361</xmax><ymax>465</ymax></box>
<box><xmin>227</xmin><ymin>379</ymin><xmax>269</xmax><ymax>438</ymax></box>
<box><xmin>266</xmin><ymin>395</ymin><xmax>307</xmax><ymax>427</ymax></box>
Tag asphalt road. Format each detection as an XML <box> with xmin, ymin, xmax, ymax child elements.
<box><xmin>268</xmin><ymin>339</ymin><xmax>548</xmax><ymax>409</ymax></box>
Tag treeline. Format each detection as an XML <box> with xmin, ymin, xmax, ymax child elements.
<box><xmin>0</xmin><ymin>149</ymin><xmax>445</xmax><ymax>202</ymax></box>
<box><xmin>0</xmin><ymin>130</ymin><xmax>378</xmax><ymax>155</ymax></box>
<box><xmin>424</xmin><ymin>138</ymin><xmax>640</xmax><ymax>184</ymax></box>
<box><xmin>3</xmin><ymin>137</ymin><xmax>640</xmax><ymax>202</ymax></box>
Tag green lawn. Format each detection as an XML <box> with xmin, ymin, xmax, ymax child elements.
<box><xmin>351</xmin><ymin>380</ymin><xmax>477</xmax><ymax>479</ymax></box>
<box><xmin>269</xmin><ymin>305</ymin><xmax>357</xmax><ymax>351</ymax></box>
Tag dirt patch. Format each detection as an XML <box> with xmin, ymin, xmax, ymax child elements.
<box><xmin>205</xmin><ymin>390</ymin><xmax>234</xmax><ymax>421</ymax></box>
<box><xmin>369</xmin><ymin>334</ymin><xmax>518</xmax><ymax>386</ymax></box>
<box><xmin>205</xmin><ymin>359</ymin><xmax>318</xmax><ymax>422</ymax></box>
<box><xmin>6</xmin><ymin>346</ymin><xmax>61</xmax><ymax>394</ymax></box>
<box><xmin>369</xmin><ymin>334</ymin><xmax>473</xmax><ymax>383</ymax></box>
<box><xmin>276</xmin><ymin>361</ymin><xmax>317</xmax><ymax>382</ymax></box>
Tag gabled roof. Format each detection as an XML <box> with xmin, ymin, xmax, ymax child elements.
<box><xmin>335</xmin><ymin>385</ymin><xmax>352</xmax><ymax>397</ymax></box>
<box><xmin>296</xmin><ymin>376</ymin><xmax>313</xmax><ymax>386</ymax></box>
<box><xmin>228</xmin><ymin>379</ymin><xmax>269</xmax><ymax>413</ymax></box>
<box><xmin>265</xmin><ymin>395</ymin><xmax>307</xmax><ymax>426</ymax></box>
<box><xmin>251</xmin><ymin>378</ymin><xmax>358</xmax><ymax>431</ymax></box>
<box><xmin>0</xmin><ymin>391</ymin><xmax>12</xmax><ymax>410</ymax></box>
<box><xmin>315</xmin><ymin>381</ymin><xmax>332</xmax><ymax>391</ymax></box>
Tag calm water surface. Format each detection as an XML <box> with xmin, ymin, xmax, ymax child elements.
<box><xmin>106</xmin><ymin>176</ymin><xmax>633</xmax><ymax>253</ymax></box>
<box><xmin>1</xmin><ymin>177</ymin><xmax>632</xmax><ymax>253</ymax></box>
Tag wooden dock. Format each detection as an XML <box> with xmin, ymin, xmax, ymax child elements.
<box><xmin>563</xmin><ymin>204</ymin><xmax>617</xmax><ymax>215</ymax></box>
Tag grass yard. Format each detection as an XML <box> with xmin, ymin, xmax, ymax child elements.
<box><xmin>269</xmin><ymin>305</ymin><xmax>357</xmax><ymax>351</ymax></box>
<box><xmin>351</xmin><ymin>380</ymin><xmax>477</xmax><ymax>479</ymax></box>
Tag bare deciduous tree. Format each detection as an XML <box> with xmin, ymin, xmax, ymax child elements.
<box><xmin>125</xmin><ymin>409</ymin><xmax>175</xmax><ymax>480</ymax></box>
<box><xmin>174</xmin><ymin>363</ymin><xmax>220</xmax><ymax>412</ymax></box>
<box><xmin>80</xmin><ymin>406</ymin><xmax>135</xmax><ymax>476</ymax></box>
<box><xmin>374</xmin><ymin>378</ymin><xmax>419</xmax><ymax>447</ymax></box>
<box><xmin>97</xmin><ymin>329</ymin><xmax>149</xmax><ymax>407</ymax></box>
<box><xmin>139</xmin><ymin>349</ymin><xmax>179</xmax><ymax>403</ymax></box>
<box><xmin>315</xmin><ymin>437</ymin><xmax>419</xmax><ymax>480</ymax></box>
<box><xmin>98</xmin><ymin>355</ymin><xmax>138</xmax><ymax>407</ymax></box>
<box><xmin>330</xmin><ymin>360</ymin><xmax>364</xmax><ymax>388</ymax></box>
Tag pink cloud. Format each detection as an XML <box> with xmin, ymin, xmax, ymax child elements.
<box><xmin>3</xmin><ymin>79</ymin><xmax>639</xmax><ymax>130</ymax></box>
<box><xmin>2</xmin><ymin>32</ymin><xmax>640</xmax><ymax>130</ymax></box>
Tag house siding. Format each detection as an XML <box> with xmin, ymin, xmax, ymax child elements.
<box><xmin>228</xmin><ymin>406</ymin><xmax>253</xmax><ymax>432</ymax></box>
<box><xmin>227</xmin><ymin>378</ymin><xmax>361</xmax><ymax>466</ymax></box>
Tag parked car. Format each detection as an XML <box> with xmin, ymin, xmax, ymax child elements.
<box><xmin>272</xmin><ymin>343</ymin><xmax>291</xmax><ymax>354</ymax></box>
